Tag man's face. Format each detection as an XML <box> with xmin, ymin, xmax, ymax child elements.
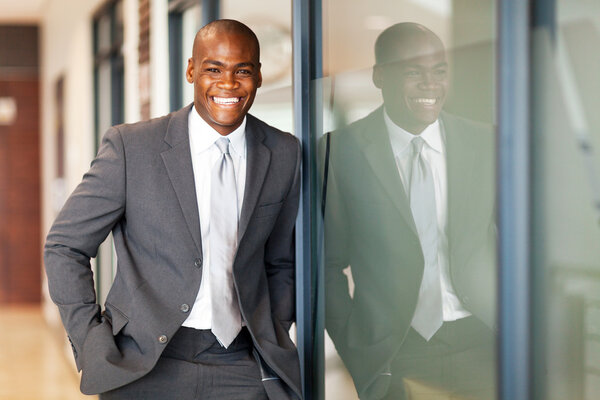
<box><xmin>373</xmin><ymin>36</ymin><xmax>448</xmax><ymax>135</ymax></box>
<box><xmin>186</xmin><ymin>31</ymin><xmax>262</xmax><ymax>136</ymax></box>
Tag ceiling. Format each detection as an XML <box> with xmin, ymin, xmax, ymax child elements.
<box><xmin>0</xmin><ymin>0</ymin><xmax>45</xmax><ymax>23</ymax></box>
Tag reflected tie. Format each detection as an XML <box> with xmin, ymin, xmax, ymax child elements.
<box><xmin>210</xmin><ymin>138</ymin><xmax>242</xmax><ymax>348</ymax></box>
<box><xmin>409</xmin><ymin>136</ymin><xmax>443</xmax><ymax>341</ymax></box>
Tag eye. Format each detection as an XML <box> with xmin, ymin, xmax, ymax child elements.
<box><xmin>404</xmin><ymin>70</ymin><xmax>421</xmax><ymax>77</ymax></box>
<box><xmin>205</xmin><ymin>68</ymin><xmax>220</xmax><ymax>73</ymax></box>
<box><xmin>236</xmin><ymin>69</ymin><xmax>252</xmax><ymax>75</ymax></box>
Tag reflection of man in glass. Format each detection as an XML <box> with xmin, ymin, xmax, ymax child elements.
<box><xmin>324</xmin><ymin>23</ymin><xmax>496</xmax><ymax>399</ymax></box>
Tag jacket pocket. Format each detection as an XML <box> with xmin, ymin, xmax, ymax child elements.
<box><xmin>104</xmin><ymin>302</ymin><xmax>129</xmax><ymax>336</ymax></box>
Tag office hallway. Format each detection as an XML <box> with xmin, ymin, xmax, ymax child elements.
<box><xmin>0</xmin><ymin>306</ymin><xmax>96</xmax><ymax>400</ymax></box>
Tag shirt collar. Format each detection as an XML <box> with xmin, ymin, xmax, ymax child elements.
<box><xmin>383</xmin><ymin>107</ymin><xmax>444</xmax><ymax>155</ymax></box>
<box><xmin>188</xmin><ymin>107</ymin><xmax>247</xmax><ymax>159</ymax></box>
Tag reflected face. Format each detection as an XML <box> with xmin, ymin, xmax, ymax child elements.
<box><xmin>186</xmin><ymin>31</ymin><xmax>262</xmax><ymax>136</ymax></box>
<box><xmin>374</xmin><ymin>35</ymin><xmax>448</xmax><ymax>135</ymax></box>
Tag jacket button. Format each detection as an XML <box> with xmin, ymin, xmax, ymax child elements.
<box><xmin>194</xmin><ymin>258</ymin><xmax>202</xmax><ymax>268</ymax></box>
<box><xmin>158</xmin><ymin>335</ymin><xmax>168</xmax><ymax>344</ymax></box>
<box><xmin>180</xmin><ymin>303</ymin><xmax>190</xmax><ymax>313</ymax></box>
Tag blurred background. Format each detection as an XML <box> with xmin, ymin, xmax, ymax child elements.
<box><xmin>0</xmin><ymin>0</ymin><xmax>599</xmax><ymax>399</ymax></box>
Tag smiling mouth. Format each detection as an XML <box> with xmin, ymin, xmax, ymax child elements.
<box><xmin>410</xmin><ymin>97</ymin><xmax>439</xmax><ymax>106</ymax></box>
<box><xmin>212</xmin><ymin>96</ymin><xmax>242</xmax><ymax>105</ymax></box>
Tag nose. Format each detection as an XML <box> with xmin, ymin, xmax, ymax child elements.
<box><xmin>418</xmin><ymin>70</ymin><xmax>439</xmax><ymax>89</ymax></box>
<box><xmin>217</xmin><ymin>72</ymin><xmax>239</xmax><ymax>90</ymax></box>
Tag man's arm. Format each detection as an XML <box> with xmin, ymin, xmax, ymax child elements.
<box><xmin>263</xmin><ymin>138</ymin><xmax>301</xmax><ymax>329</ymax></box>
<box><xmin>323</xmin><ymin>155</ymin><xmax>353</xmax><ymax>344</ymax></box>
<box><xmin>44</xmin><ymin>126</ymin><xmax>126</xmax><ymax>369</ymax></box>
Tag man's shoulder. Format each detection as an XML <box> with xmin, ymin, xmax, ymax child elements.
<box><xmin>325</xmin><ymin>107</ymin><xmax>384</xmax><ymax>152</ymax></box>
<box><xmin>337</xmin><ymin>107</ymin><xmax>383</xmax><ymax>134</ymax></box>
<box><xmin>246</xmin><ymin>113</ymin><xmax>299</xmax><ymax>148</ymax></box>
<box><xmin>441</xmin><ymin>112</ymin><xmax>495</xmax><ymax>158</ymax></box>
<box><xmin>112</xmin><ymin>109</ymin><xmax>181</xmax><ymax>138</ymax></box>
<box><xmin>441</xmin><ymin>111</ymin><xmax>494</xmax><ymax>136</ymax></box>
<box><xmin>103</xmin><ymin>106</ymin><xmax>190</xmax><ymax>152</ymax></box>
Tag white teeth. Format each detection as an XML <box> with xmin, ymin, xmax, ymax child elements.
<box><xmin>213</xmin><ymin>97</ymin><xmax>241</xmax><ymax>105</ymax></box>
<box><xmin>413</xmin><ymin>98</ymin><xmax>437</xmax><ymax>105</ymax></box>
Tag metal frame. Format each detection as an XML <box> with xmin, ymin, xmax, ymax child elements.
<box><xmin>530</xmin><ymin>1</ymin><xmax>556</xmax><ymax>399</ymax></box>
<box><xmin>202</xmin><ymin>0</ymin><xmax>219</xmax><ymax>28</ymax></box>
<box><xmin>168</xmin><ymin>10</ymin><xmax>183</xmax><ymax>111</ymax></box>
<box><xmin>497</xmin><ymin>1</ymin><xmax>532</xmax><ymax>400</ymax></box>
<box><xmin>293</xmin><ymin>0</ymin><xmax>322</xmax><ymax>398</ymax></box>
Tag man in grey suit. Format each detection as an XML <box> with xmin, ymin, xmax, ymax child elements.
<box><xmin>45</xmin><ymin>19</ymin><xmax>301</xmax><ymax>399</ymax></box>
<box><xmin>324</xmin><ymin>23</ymin><xmax>496</xmax><ymax>399</ymax></box>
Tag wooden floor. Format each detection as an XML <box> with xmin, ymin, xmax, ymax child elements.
<box><xmin>0</xmin><ymin>305</ymin><xmax>97</xmax><ymax>400</ymax></box>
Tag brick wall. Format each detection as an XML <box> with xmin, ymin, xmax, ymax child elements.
<box><xmin>139</xmin><ymin>0</ymin><xmax>151</xmax><ymax>120</ymax></box>
<box><xmin>0</xmin><ymin>26</ymin><xmax>41</xmax><ymax>304</ymax></box>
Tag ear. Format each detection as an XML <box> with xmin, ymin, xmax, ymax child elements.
<box><xmin>256</xmin><ymin>63</ymin><xmax>263</xmax><ymax>88</ymax></box>
<box><xmin>186</xmin><ymin>58</ymin><xmax>194</xmax><ymax>83</ymax></box>
<box><xmin>372</xmin><ymin>65</ymin><xmax>383</xmax><ymax>89</ymax></box>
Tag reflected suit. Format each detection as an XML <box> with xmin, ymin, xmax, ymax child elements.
<box><xmin>324</xmin><ymin>107</ymin><xmax>496</xmax><ymax>399</ymax></box>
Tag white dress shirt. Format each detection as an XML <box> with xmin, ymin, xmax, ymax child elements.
<box><xmin>182</xmin><ymin>108</ymin><xmax>247</xmax><ymax>329</ymax></box>
<box><xmin>384</xmin><ymin>109</ymin><xmax>470</xmax><ymax>321</ymax></box>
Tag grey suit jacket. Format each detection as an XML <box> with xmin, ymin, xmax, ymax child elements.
<box><xmin>323</xmin><ymin>107</ymin><xmax>496</xmax><ymax>398</ymax></box>
<box><xmin>44</xmin><ymin>105</ymin><xmax>302</xmax><ymax>398</ymax></box>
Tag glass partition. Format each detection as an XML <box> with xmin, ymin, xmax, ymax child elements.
<box><xmin>531</xmin><ymin>1</ymin><xmax>600</xmax><ymax>399</ymax></box>
<box><xmin>318</xmin><ymin>1</ymin><xmax>498</xmax><ymax>399</ymax></box>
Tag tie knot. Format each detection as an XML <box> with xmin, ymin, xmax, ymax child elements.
<box><xmin>215</xmin><ymin>138</ymin><xmax>231</xmax><ymax>155</ymax></box>
<box><xmin>411</xmin><ymin>136</ymin><xmax>425</xmax><ymax>155</ymax></box>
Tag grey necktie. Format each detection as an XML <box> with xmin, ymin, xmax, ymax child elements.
<box><xmin>409</xmin><ymin>136</ymin><xmax>443</xmax><ymax>341</ymax></box>
<box><xmin>210</xmin><ymin>137</ymin><xmax>242</xmax><ymax>348</ymax></box>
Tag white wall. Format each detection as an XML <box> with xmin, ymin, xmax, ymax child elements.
<box><xmin>39</xmin><ymin>0</ymin><xmax>142</xmax><ymax>370</ymax></box>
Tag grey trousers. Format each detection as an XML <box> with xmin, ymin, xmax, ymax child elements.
<box><xmin>100</xmin><ymin>327</ymin><xmax>268</xmax><ymax>400</ymax></box>
<box><xmin>380</xmin><ymin>316</ymin><xmax>496</xmax><ymax>400</ymax></box>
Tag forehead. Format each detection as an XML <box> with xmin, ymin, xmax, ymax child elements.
<box><xmin>379</xmin><ymin>34</ymin><xmax>446</xmax><ymax>66</ymax></box>
<box><xmin>195</xmin><ymin>31</ymin><xmax>259</xmax><ymax>62</ymax></box>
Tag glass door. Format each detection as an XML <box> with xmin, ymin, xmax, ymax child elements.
<box><xmin>316</xmin><ymin>1</ymin><xmax>498</xmax><ymax>399</ymax></box>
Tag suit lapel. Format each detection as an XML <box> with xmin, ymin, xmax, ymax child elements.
<box><xmin>238</xmin><ymin>115</ymin><xmax>271</xmax><ymax>242</ymax></box>
<box><xmin>161</xmin><ymin>105</ymin><xmax>203</xmax><ymax>254</ymax></box>
<box><xmin>362</xmin><ymin>109</ymin><xmax>417</xmax><ymax>235</ymax></box>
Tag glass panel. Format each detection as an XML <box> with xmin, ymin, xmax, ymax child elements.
<box><xmin>531</xmin><ymin>1</ymin><xmax>600</xmax><ymax>400</ymax></box>
<box><xmin>319</xmin><ymin>1</ymin><xmax>497</xmax><ymax>399</ymax></box>
<box><xmin>220</xmin><ymin>0</ymin><xmax>293</xmax><ymax>132</ymax></box>
<box><xmin>181</xmin><ymin>4</ymin><xmax>202</xmax><ymax>106</ymax></box>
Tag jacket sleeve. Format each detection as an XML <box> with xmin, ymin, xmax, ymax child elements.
<box><xmin>323</xmin><ymin>142</ymin><xmax>353</xmax><ymax>344</ymax></box>
<box><xmin>44</xmin><ymin>126</ymin><xmax>126</xmax><ymax>369</ymax></box>
<box><xmin>263</xmin><ymin>138</ymin><xmax>301</xmax><ymax>329</ymax></box>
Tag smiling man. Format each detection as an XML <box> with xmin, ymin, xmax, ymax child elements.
<box><xmin>324</xmin><ymin>23</ymin><xmax>496</xmax><ymax>399</ymax></box>
<box><xmin>44</xmin><ymin>19</ymin><xmax>301</xmax><ymax>400</ymax></box>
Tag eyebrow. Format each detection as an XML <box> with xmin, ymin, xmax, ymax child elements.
<box><xmin>202</xmin><ymin>60</ymin><xmax>256</xmax><ymax>68</ymax></box>
<box><xmin>404</xmin><ymin>62</ymin><xmax>448</xmax><ymax>69</ymax></box>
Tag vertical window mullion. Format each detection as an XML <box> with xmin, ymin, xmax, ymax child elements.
<box><xmin>293</xmin><ymin>0</ymin><xmax>323</xmax><ymax>398</ymax></box>
<box><xmin>497</xmin><ymin>1</ymin><xmax>532</xmax><ymax>400</ymax></box>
